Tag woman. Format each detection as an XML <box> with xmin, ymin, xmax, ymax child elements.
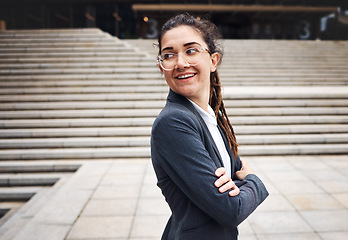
<box><xmin>151</xmin><ymin>13</ymin><xmax>268</xmax><ymax>240</ymax></box>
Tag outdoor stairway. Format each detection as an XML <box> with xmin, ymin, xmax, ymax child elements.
<box><xmin>0</xmin><ymin>31</ymin><xmax>348</xmax><ymax>162</ymax></box>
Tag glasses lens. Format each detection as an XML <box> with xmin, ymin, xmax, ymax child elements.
<box><xmin>160</xmin><ymin>47</ymin><xmax>203</xmax><ymax>70</ymax></box>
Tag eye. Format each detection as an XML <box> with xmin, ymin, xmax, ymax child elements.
<box><xmin>186</xmin><ymin>47</ymin><xmax>200</xmax><ymax>55</ymax></box>
<box><xmin>162</xmin><ymin>53</ymin><xmax>175</xmax><ymax>60</ymax></box>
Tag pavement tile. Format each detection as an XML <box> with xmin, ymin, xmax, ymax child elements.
<box><xmin>130</xmin><ymin>215</ymin><xmax>168</xmax><ymax>238</ymax></box>
<box><xmin>300</xmin><ymin>210</ymin><xmax>348</xmax><ymax>232</ymax></box>
<box><xmin>272</xmin><ymin>180</ymin><xmax>324</xmax><ymax>195</ymax></box>
<box><xmin>287</xmin><ymin>194</ymin><xmax>345</xmax><ymax>211</ymax></box>
<box><xmin>100</xmin><ymin>173</ymin><xmax>144</xmax><ymax>186</ymax></box>
<box><xmin>248</xmin><ymin>211</ymin><xmax>313</xmax><ymax>234</ymax></box>
<box><xmin>256</xmin><ymin>194</ymin><xmax>295</xmax><ymax>212</ymax></box>
<box><xmin>317</xmin><ymin>180</ymin><xmax>348</xmax><ymax>194</ymax></box>
<box><xmin>318</xmin><ymin>232</ymin><xmax>348</xmax><ymax>240</ymax></box>
<box><xmin>257</xmin><ymin>180</ymin><xmax>279</xmax><ymax>195</ymax></box>
<box><xmin>81</xmin><ymin>198</ymin><xmax>137</xmax><ymax>216</ymax></box>
<box><xmin>332</xmin><ymin>193</ymin><xmax>348</xmax><ymax>208</ymax></box>
<box><xmin>139</xmin><ymin>184</ymin><xmax>163</xmax><ymax>198</ymax></box>
<box><xmin>13</xmin><ymin>224</ymin><xmax>71</xmax><ymax>240</ymax></box>
<box><xmin>256</xmin><ymin>233</ymin><xmax>321</xmax><ymax>240</ymax></box>
<box><xmin>107</xmin><ymin>160</ymin><xmax>147</xmax><ymax>175</ymax></box>
<box><xmin>289</xmin><ymin>157</ymin><xmax>329</xmax><ymax>171</ymax></box>
<box><xmin>264</xmin><ymin>168</ymin><xmax>309</xmax><ymax>182</ymax></box>
<box><xmin>237</xmin><ymin>234</ymin><xmax>258</xmax><ymax>240</ymax></box>
<box><xmin>136</xmin><ymin>198</ymin><xmax>171</xmax><ymax>216</ymax></box>
<box><xmin>92</xmin><ymin>185</ymin><xmax>140</xmax><ymax>199</ymax></box>
<box><xmin>302</xmin><ymin>169</ymin><xmax>347</xmax><ymax>181</ymax></box>
<box><xmin>239</xmin><ymin>219</ymin><xmax>254</xmax><ymax>235</ymax></box>
<box><xmin>67</xmin><ymin>216</ymin><xmax>133</xmax><ymax>239</ymax></box>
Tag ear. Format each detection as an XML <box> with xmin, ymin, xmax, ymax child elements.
<box><xmin>210</xmin><ymin>52</ymin><xmax>220</xmax><ymax>72</ymax></box>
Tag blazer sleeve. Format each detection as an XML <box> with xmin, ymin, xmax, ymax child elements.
<box><xmin>151</xmin><ymin>108</ymin><xmax>269</xmax><ymax>228</ymax></box>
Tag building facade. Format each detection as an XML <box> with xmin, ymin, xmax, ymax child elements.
<box><xmin>0</xmin><ymin>0</ymin><xmax>347</xmax><ymax>40</ymax></box>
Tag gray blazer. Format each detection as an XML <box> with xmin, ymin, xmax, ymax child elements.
<box><xmin>151</xmin><ymin>90</ymin><xmax>268</xmax><ymax>240</ymax></box>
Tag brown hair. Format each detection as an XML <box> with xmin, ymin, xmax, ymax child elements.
<box><xmin>158</xmin><ymin>13</ymin><xmax>238</xmax><ymax>157</ymax></box>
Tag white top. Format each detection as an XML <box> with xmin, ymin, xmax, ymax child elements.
<box><xmin>188</xmin><ymin>99</ymin><xmax>232</xmax><ymax>177</ymax></box>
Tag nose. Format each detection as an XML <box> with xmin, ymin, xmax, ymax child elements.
<box><xmin>175</xmin><ymin>54</ymin><xmax>189</xmax><ymax>70</ymax></box>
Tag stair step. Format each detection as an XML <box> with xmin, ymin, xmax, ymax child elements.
<box><xmin>0</xmin><ymin>134</ymin><xmax>347</xmax><ymax>149</ymax></box>
<box><xmin>0</xmin><ymin>163</ymin><xmax>80</xmax><ymax>173</ymax></box>
<box><xmin>1</xmin><ymin>99</ymin><xmax>347</xmax><ymax>110</ymax></box>
<box><xmin>1</xmin><ymin>107</ymin><xmax>347</xmax><ymax>119</ymax></box>
<box><xmin>0</xmin><ymin>52</ymin><xmax>148</xmax><ymax>58</ymax></box>
<box><xmin>1</xmin><ymin>125</ymin><xmax>347</xmax><ymax>138</ymax></box>
<box><xmin>239</xmin><ymin>144</ymin><xmax>348</xmax><ymax>155</ymax></box>
<box><xmin>1</xmin><ymin>116</ymin><xmax>347</xmax><ymax>129</ymax></box>
<box><xmin>0</xmin><ymin>174</ymin><xmax>63</xmax><ymax>186</ymax></box>
<box><xmin>0</xmin><ymin>187</ymin><xmax>40</xmax><ymax>201</ymax></box>
<box><xmin>0</xmin><ymin>137</ymin><xmax>150</xmax><ymax>148</ymax></box>
<box><xmin>0</xmin><ymin>118</ymin><xmax>155</xmax><ymax>128</ymax></box>
<box><xmin>0</xmin><ymin>93</ymin><xmax>168</xmax><ymax>102</ymax></box>
<box><xmin>0</xmin><ymin>147</ymin><xmax>151</xmax><ymax>160</ymax></box>
<box><xmin>0</xmin><ymin>144</ymin><xmax>348</xmax><ymax>160</ymax></box>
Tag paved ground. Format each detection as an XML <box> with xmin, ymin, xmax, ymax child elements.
<box><xmin>2</xmin><ymin>155</ymin><xmax>347</xmax><ymax>240</ymax></box>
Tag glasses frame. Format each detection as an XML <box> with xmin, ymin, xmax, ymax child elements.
<box><xmin>157</xmin><ymin>47</ymin><xmax>211</xmax><ymax>71</ymax></box>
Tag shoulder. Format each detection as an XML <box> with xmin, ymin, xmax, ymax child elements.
<box><xmin>152</xmin><ymin>101</ymin><xmax>201</xmax><ymax>136</ymax></box>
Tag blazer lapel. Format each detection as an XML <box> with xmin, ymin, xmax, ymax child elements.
<box><xmin>167</xmin><ymin>90</ymin><xmax>224</xmax><ymax>168</ymax></box>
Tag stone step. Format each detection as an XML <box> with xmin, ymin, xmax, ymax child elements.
<box><xmin>0</xmin><ymin>163</ymin><xmax>80</xmax><ymax>173</ymax></box>
<box><xmin>0</xmin><ymin>52</ymin><xmax>147</xmax><ymax>59</ymax></box>
<box><xmin>1</xmin><ymin>125</ymin><xmax>347</xmax><ymax>138</ymax></box>
<box><xmin>239</xmin><ymin>144</ymin><xmax>348</xmax><ymax>155</ymax></box>
<box><xmin>1</xmin><ymin>115</ymin><xmax>347</xmax><ymax>129</ymax></box>
<box><xmin>0</xmin><ymin>173</ymin><xmax>64</xmax><ymax>186</ymax></box>
<box><xmin>0</xmin><ymin>187</ymin><xmax>40</xmax><ymax>201</ymax></box>
<box><xmin>0</xmin><ymin>56</ymin><xmax>153</xmax><ymax>64</ymax></box>
<box><xmin>0</xmin><ymin>147</ymin><xmax>151</xmax><ymax>160</ymax></box>
<box><xmin>1</xmin><ymin>107</ymin><xmax>347</xmax><ymax>119</ymax></box>
<box><xmin>2</xmin><ymin>66</ymin><xmax>348</xmax><ymax>76</ymax></box>
<box><xmin>0</xmin><ymin>93</ymin><xmax>168</xmax><ymax>102</ymax></box>
<box><xmin>0</xmin><ymin>144</ymin><xmax>348</xmax><ymax>160</ymax></box>
<box><xmin>1</xmin><ymin>99</ymin><xmax>347</xmax><ymax>110</ymax></box>
<box><xmin>3</xmin><ymin>85</ymin><xmax>348</xmax><ymax>95</ymax></box>
<box><xmin>1</xmin><ymin>133</ymin><xmax>347</xmax><ymax>149</ymax></box>
<box><xmin>2</xmin><ymin>79</ymin><xmax>348</xmax><ymax>88</ymax></box>
<box><xmin>1</xmin><ymin>75</ymin><xmax>347</xmax><ymax>84</ymax></box>
<box><xmin>0</xmin><ymin>42</ymin><xmax>127</xmax><ymax>49</ymax></box>
<box><xmin>1</xmin><ymin>57</ymin><xmax>346</xmax><ymax>66</ymax></box>
<box><xmin>2</xmin><ymin>62</ymin><xmax>347</xmax><ymax>70</ymax></box>
<box><xmin>0</xmin><ymin>62</ymin><xmax>156</xmax><ymax>69</ymax></box>
<box><xmin>1</xmin><ymin>79</ymin><xmax>347</xmax><ymax>87</ymax></box>
<box><xmin>0</xmin><ymin>47</ymin><xmax>136</xmax><ymax>53</ymax></box>
<box><xmin>0</xmin><ymin>118</ymin><xmax>155</xmax><ymax>128</ymax></box>
<box><xmin>0</xmin><ymin>38</ymin><xmax>118</xmax><ymax>43</ymax></box>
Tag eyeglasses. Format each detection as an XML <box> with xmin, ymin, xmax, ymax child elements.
<box><xmin>157</xmin><ymin>47</ymin><xmax>210</xmax><ymax>71</ymax></box>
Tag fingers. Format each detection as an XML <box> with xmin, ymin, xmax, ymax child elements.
<box><xmin>214</xmin><ymin>167</ymin><xmax>240</xmax><ymax>196</ymax></box>
<box><xmin>215</xmin><ymin>167</ymin><xmax>225</xmax><ymax>177</ymax></box>
<box><xmin>229</xmin><ymin>185</ymin><xmax>240</xmax><ymax>197</ymax></box>
<box><xmin>214</xmin><ymin>172</ymin><xmax>230</xmax><ymax>188</ymax></box>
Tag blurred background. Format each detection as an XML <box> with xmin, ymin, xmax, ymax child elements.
<box><xmin>1</xmin><ymin>0</ymin><xmax>347</xmax><ymax>40</ymax></box>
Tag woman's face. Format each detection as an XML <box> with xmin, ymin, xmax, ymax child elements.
<box><xmin>159</xmin><ymin>25</ymin><xmax>219</xmax><ymax>107</ymax></box>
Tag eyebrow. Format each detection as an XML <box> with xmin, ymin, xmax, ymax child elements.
<box><xmin>161</xmin><ymin>42</ymin><xmax>202</xmax><ymax>52</ymax></box>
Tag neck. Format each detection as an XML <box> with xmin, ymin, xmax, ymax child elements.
<box><xmin>188</xmin><ymin>94</ymin><xmax>210</xmax><ymax>112</ymax></box>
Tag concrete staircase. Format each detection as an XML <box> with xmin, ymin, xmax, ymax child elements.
<box><xmin>0</xmin><ymin>31</ymin><xmax>348</xmax><ymax>161</ymax></box>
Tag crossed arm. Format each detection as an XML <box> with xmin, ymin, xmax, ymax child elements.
<box><xmin>151</xmin><ymin>110</ymin><xmax>268</xmax><ymax>227</ymax></box>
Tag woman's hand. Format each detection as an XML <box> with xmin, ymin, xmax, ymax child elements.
<box><xmin>235</xmin><ymin>158</ymin><xmax>255</xmax><ymax>181</ymax></box>
<box><xmin>214</xmin><ymin>167</ymin><xmax>240</xmax><ymax>197</ymax></box>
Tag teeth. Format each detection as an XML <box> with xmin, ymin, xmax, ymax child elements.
<box><xmin>177</xmin><ymin>74</ymin><xmax>195</xmax><ymax>79</ymax></box>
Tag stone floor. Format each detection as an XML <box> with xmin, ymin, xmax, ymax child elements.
<box><xmin>1</xmin><ymin>155</ymin><xmax>348</xmax><ymax>240</ymax></box>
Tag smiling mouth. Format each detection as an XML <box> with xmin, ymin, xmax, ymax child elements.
<box><xmin>175</xmin><ymin>73</ymin><xmax>196</xmax><ymax>80</ymax></box>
